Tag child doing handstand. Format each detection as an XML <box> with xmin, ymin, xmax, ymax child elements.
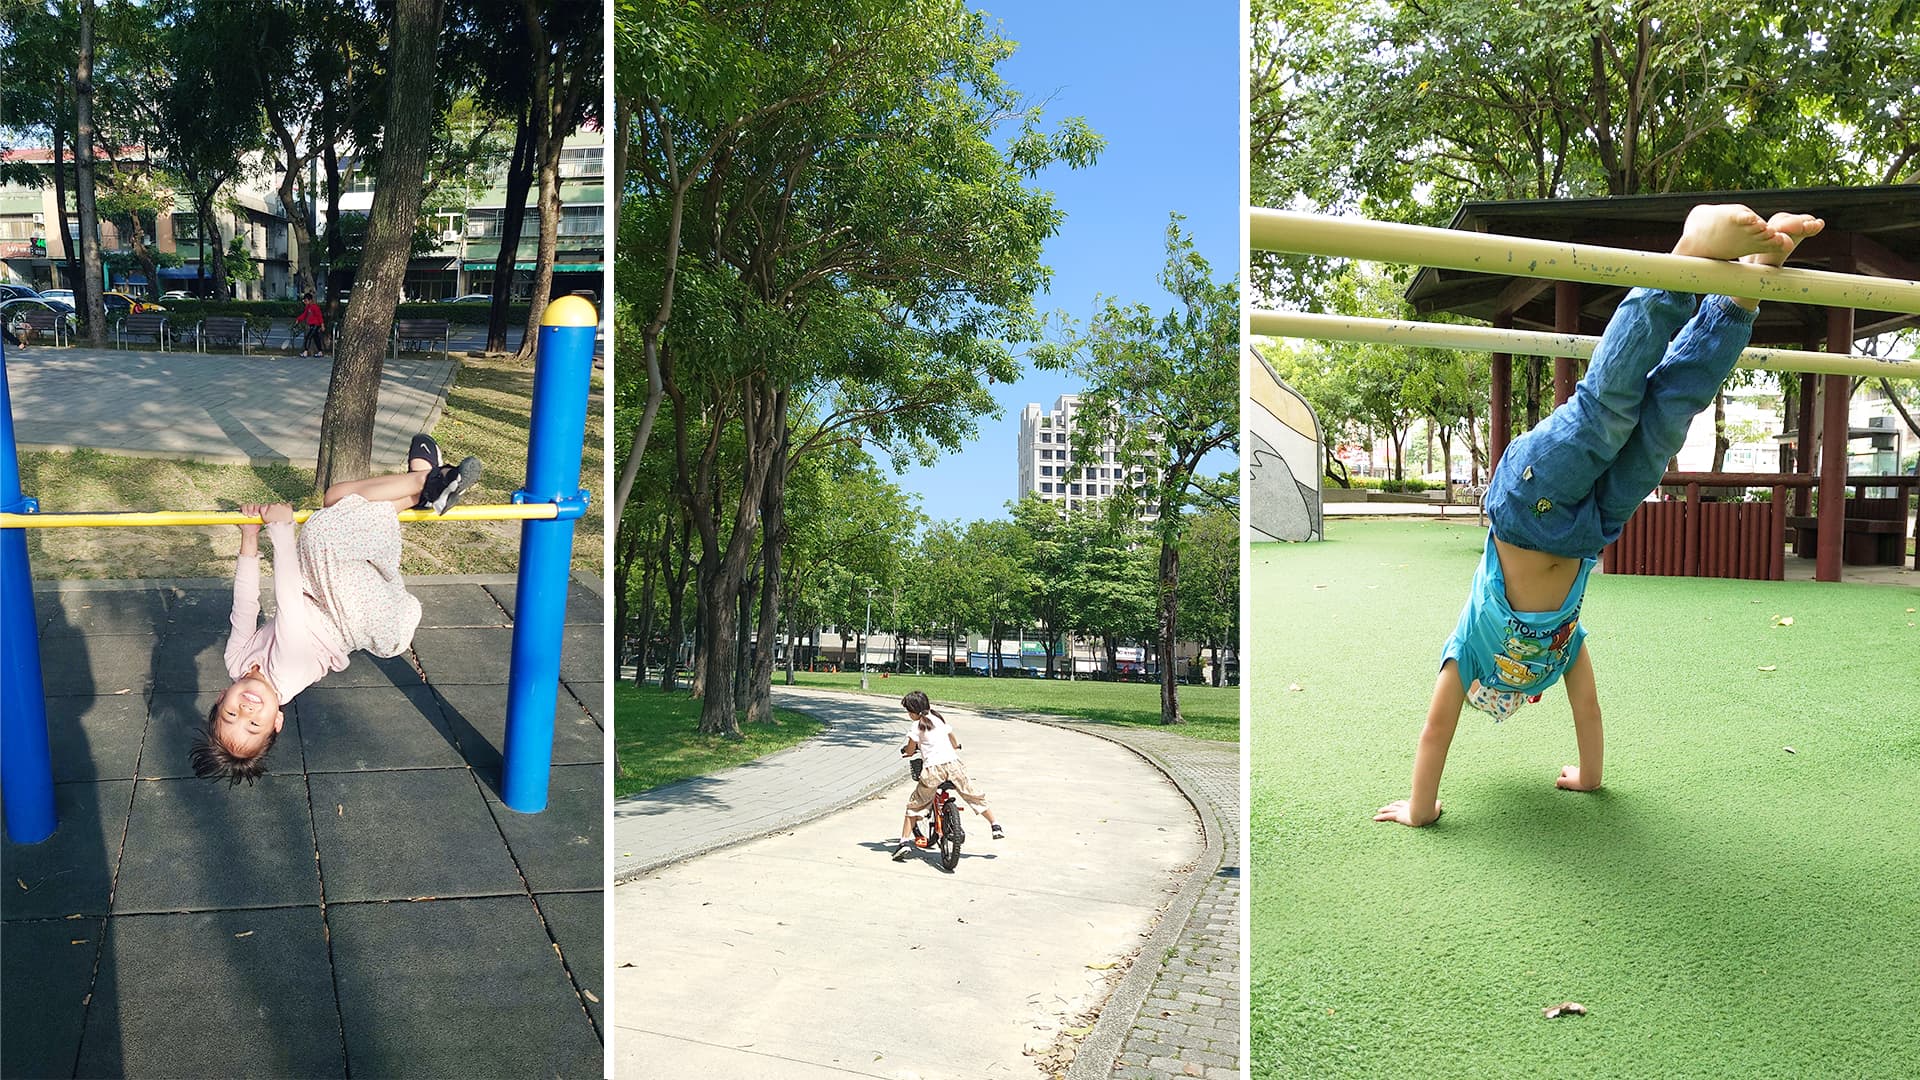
<box><xmin>1375</xmin><ymin>204</ymin><xmax>1825</xmax><ymax>827</ymax></box>
<box><xmin>191</xmin><ymin>437</ymin><xmax>482</xmax><ymax>783</ymax></box>
<box><xmin>893</xmin><ymin>690</ymin><xmax>1004</xmax><ymax>859</ymax></box>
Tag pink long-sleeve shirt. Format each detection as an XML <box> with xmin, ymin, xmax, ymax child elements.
<box><xmin>225</xmin><ymin>521</ymin><xmax>350</xmax><ymax>702</ymax></box>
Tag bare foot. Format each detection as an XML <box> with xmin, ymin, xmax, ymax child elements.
<box><xmin>1671</xmin><ymin>203</ymin><xmax>1792</xmax><ymax>261</ymax></box>
<box><xmin>1741</xmin><ymin>212</ymin><xmax>1824</xmax><ymax>269</ymax></box>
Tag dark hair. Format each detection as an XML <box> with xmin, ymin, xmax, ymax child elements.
<box><xmin>901</xmin><ymin>690</ymin><xmax>944</xmax><ymax>729</ymax></box>
<box><xmin>190</xmin><ymin>700</ymin><xmax>276</xmax><ymax>786</ymax></box>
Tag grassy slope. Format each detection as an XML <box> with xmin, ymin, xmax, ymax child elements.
<box><xmin>613</xmin><ymin>681</ymin><xmax>824</xmax><ymax>798</ymax></box>
<box><xmin>784</xmin><ymin>670</ymin><xmax>1239</xmax><ymax>742</ymax></box>
<box><xmin>1250</xmin><ymin>518</ymin><xmax>1920</xmax><ymax>1078</ymax></box>
<box><xmin>20</xmin><ymin>351</ymin><xmax>603</xmax><ymax>579</ymax></box>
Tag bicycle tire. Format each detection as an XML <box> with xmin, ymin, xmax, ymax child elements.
<box><xmin>939</xmin><ymin>802</ymin><xmax>964</xmax><ymax>870</ymax></box>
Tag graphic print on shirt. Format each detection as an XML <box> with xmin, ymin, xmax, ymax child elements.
<box><xmin>1488</xmin><ymin>611</ymin><xmax>1581</xmax><ymax>692</ymax></box>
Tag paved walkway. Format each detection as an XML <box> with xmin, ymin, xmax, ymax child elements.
<box><xmin>2</xmin><ymin>574</ymin><xmax>604</xmax><ymax>1078</ymax></box>
<box><xmin>5</xmin><ymin>347</ymin><xmax>456</xmax><ymax>467</ymax></box>
<box><xmin>611</xmin><ymin>689</ymin><xmax>1204</xmax><ymax>1079</ymax></box>
<box><xmin>1017</xmin><ymin>720</ymin><xmax>1240</xmax><ymax>1080</ymax></box>
<box><xmin>611</xmin><ymin>687</ymin><xmax>910</xmax><ymax>880</ymax></box>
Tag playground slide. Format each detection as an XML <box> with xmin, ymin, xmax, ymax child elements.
<box><xmin>1248</xmin><ymin>346</ymin><xmax>1324</xmax><ymax>542</ymax></box>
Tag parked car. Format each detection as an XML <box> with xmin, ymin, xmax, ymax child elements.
<box><xmin>160</xmin><ymin>289</ymin><xmax>194</xmax><ymax>301</ymax></box>
<box><xmin>0</xmin><ymin>283</ymin><xmax>43</xmax><ymax>302</ymax></box>
<box><xmin>440</xmin><ymin>293</ymin><xmax>492</xmax><ymax>303</ymax></box>
<box><xmin>41</xmin><ymin>289</ymin><xmax>74</xmax><ymax>305</ymax></box>
<box><xmin>2</xmin><ymin>297</ymin><xmax>80</xmax><ymax>341</ymax></box>
<box><xmin>102</xmin><ymin>291</ymin><xmax>163</xmax><ymax>315</ymax></box>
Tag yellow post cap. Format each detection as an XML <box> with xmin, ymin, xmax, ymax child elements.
<box><xmin>542</xmin><ymin>295</ymin><xmax>599</xmax><ymax>327</ymax></box>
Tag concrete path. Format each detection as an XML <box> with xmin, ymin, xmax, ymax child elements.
<box><xmin>610</xmin><ymin>689</ymin><xmax>1204</xmax><ymax>1079</ymax></box>
<box><xmin>611</xmin><ymin>687</ymin><xmax>912</xmax><ymax>881</ymax></box>
<box><xmin>5</xmin><ymin>347</ymin><xmax>455</xmax><ymax>467</ymax></box>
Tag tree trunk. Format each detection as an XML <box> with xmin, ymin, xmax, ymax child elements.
<box><xmin>486</xmin><ymin>105</ymin><xmax>535</xmax><ymax>354</ymax></box>
<box><xmin>322</xmin><ymin>138</ymin><xmax>350</xmax><ymax>315</ymax></box>
<box><xmin>74</xmin><ymin>0</ymin><xmax>107</xmax><ymax>345</ymax></box>
<box><xmin>733</xmin><ymin>560</ymin><xmax>756</xmax><ymax>714</ymax></box>
<box><xmin>1210</xmin><ymin>641</ymin><xmax>1222</xmax><ymax>687</ymax></box>
<box><xmin>1710</xmin><ymin>390</ymin><xmax>1729</xmax><ymax>472</ymax></box>
<box><xmin>747</xmin><ymin>418</ymin><xmax>788</xmax><ymax>724</ymax></box>
<box><xmin>1157</xmin><ymin>538</ymin><xmax>1185</xmax><ymax>725</ymax></box>
<box><xmin>313</xmin><ymin>0</ymin><xmax>445</xmax><ymax>490</ymax></box>
<box><xmin>661</xmin><ymin>519</ymin><xmax>690</xmax><ymax>692</ymax></box>
<box><xmin>1525</xmin><ymin>357</ymin><xmax>1542</xmax><ymax>429</ymax></box>
<box><xmin>271</xmin><ymin>128</ymin><xmax>316</xmax><ymax>298</ymax></box>
<box><xmin>51</xmin><ymin>112</ymin><xmax>87</xmax><ymax>315</ymax></box>
<box><xmin>513</xmin><ymin>6</ymin><xmax>585</xmax><ymax>363</ymax></box>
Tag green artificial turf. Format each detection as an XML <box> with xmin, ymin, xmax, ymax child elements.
<box><xmin>783</xmin><ymin>670</ymin><xmax>1239</xmax><ymax>742</ymax></box>
<box><xmin>1251</xmin><ymin>519</ymin><xmax>1920</xmax><ymax>1079</ymax></box>
<box><xmin>613</xmin><ymin>682</ymin><xmax>824</xmax><ymax>797</ymax></box>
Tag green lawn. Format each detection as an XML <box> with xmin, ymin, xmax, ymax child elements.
<box><xmin>19</xmin><ymin>351</ymin><xmax>603</xmax><ymax>579</ymax></box>
<box><xmin>1251</xmin><ymin>518</ymin><xmax>1920</xmax><ymax>1077</ymax></box>
<box><xmin>783</xmin><ymin>670</ymin><xmax>1239</xmax><ymax>742</ymax></box>
<box><xmin>613</xmin><ymin>681</ymin><xmax>824</xmax><ymax>797</ymax></box>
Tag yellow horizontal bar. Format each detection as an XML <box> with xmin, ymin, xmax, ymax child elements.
<box><xmin>0</xmin><ymin>504</ymin><xmax>559</xmax><ymax>529</ymax></box>
<box><xmin>1248</xmin><ymin>208</ymin><xmax>1920</xmax><ymax>316</ymax></box>
<box><xmin>1250</xmin><ymin>309</ymin><xmax>1920</xmax><ymax>380</ymax></box>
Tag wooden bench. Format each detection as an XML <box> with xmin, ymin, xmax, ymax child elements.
<box><xmin>14</xmin><ymin>308</ymin><xmax>69</xmax><ymax>346</ymax></box>
<box><xmin>115</xmin><ymin>312</ymin><xmax>174</xmax><ymax>351</ymax></box>
<box><xmin>196</xmin><ymin>316</ymin><xmax>254</xmax><ymax>354</ymax></box>
<box><xmin>391</xmin><ymin>318</ymin><xmax>450</xmax><ymax>358</ymax></box>
<box><xmin>1788</xmin><ymin>497</ymin><xmax>1910</xmax><ymax>566</ymax></box>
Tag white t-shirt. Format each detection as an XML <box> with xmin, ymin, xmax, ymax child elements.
<box><xmin>906</xmin><ymin>717</ymin><xmax>959</xmax><ymax>768</ymax></box>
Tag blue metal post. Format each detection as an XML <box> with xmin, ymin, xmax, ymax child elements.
<box><xmin>1</xmin><ymin>337</ymin><xmax>58</xmax><ymax>843</ymax></box>
<box><xmin>500</xmin><ymin>296</ymin><xmax>596</xmax><ymax>812</ymax></box>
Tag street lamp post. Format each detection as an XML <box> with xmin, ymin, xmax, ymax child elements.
<box><xmin>860</xmin><ymin>585</ymin><xmax>875</xmax><ymax>691</ymax></box>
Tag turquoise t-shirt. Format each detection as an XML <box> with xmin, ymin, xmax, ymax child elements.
<box><xmin>1441</xmin><ymin>534</ymin><xmax>1594</xmax><ymax>719</ymax></box>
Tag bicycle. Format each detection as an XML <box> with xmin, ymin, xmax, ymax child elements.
<box><xmin>905</xmin><ymin>757</ymin><xmax>967</xmax><ymax>871</ymax></box>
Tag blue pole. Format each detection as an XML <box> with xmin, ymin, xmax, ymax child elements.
<box><xmin>1</xmin><ymin>337</ymin><xmax>58</xmax><ymax>843</ymax></box>
<box><xmin>500</xmin><ymin>296</ymin><xmax>595</xmax><ymax>812</ymax></box>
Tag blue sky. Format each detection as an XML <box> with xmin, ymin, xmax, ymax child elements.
<box><xmin>895</xmin><ymin>2</ymin><xmax>1241</xmax><ymax>525</ymax></box>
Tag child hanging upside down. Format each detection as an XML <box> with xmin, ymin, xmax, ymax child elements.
<box><xmin>191</xmin><ymin>435</ymin><xmax>482</xmax><ymax>783</ymax></box>
<box><xmin>1375</xmin><ymin>204</ymin><xmax>1825</xmax><ymax>827</ymax></box>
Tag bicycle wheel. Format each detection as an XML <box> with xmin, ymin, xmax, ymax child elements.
<box><xmin>939</xmin><ymin>802</ymin><xmax>965</xmax><ymax>870</ymax></box>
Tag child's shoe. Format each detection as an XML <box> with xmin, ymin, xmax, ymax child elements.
<box><xmin>892</xmin><ymin>840</ymin><xmax>915</xmax><ymax>861</ymax></box>
<box><xmin>419</xmin><ymin>456</ymin><xmax>482</xmax><ymax>514</ymax></box>
<box><xmin>408</xmin><ymin>433</ymin><xmax>443</xmax><ymax>472</ymax></box>
<box><xmin>991</xmin><ymin>823</ymin><xmax>1005</xmax><ymax>839</ymax></box>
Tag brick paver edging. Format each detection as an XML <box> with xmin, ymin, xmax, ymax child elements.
<box><xmin>976</xmin><ymin>710</ymin><xmax>1232</xmax><ymax>1080</ymax></box>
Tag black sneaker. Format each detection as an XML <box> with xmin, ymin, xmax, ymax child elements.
<box><xmin>419</xmin><ymin>456</ymin><xmax>481</xmax><ymax>514</ymax></box>
<box><xmin>892</xmin><ymin>840</ymin><xmax>915</xmax><ymax>861</ymax></box>
<box><xmin>408</xmin><ymin>433</ymin><xmax>442</xmax><ymax>472</ymax></box>
<box><xmin>991</xmin><ymin>823</ymin><xmax>1005</xmax><ymax>839</ymax></box>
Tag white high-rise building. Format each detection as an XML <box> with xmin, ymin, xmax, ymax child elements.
<box><xmin>1017</xmin><ymin>393</ymin><xmax>1156</xmax><ymax>515</ymax></box>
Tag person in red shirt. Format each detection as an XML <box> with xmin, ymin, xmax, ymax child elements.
<box><xmin>295</xmin><ymin>290</ymin><xmax>326</xmax><ymax>356</ymax></box>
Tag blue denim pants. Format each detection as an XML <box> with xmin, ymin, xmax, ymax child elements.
<box><xmin>1489</xmin><ymin>289</ymin><xmax>1757</xmax><ymax>559</ymax></box>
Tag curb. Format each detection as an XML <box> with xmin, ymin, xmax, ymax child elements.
<box><xmin>610</xmin><ymin>687</ymin><xmax>909</xmax><ymax>884</ymax></box>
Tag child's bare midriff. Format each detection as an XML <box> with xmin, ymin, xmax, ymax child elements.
<box><xmin>1492</xmin><ymin>537</ymin><xmax>1584</xmax><ymax>613</ymax></box>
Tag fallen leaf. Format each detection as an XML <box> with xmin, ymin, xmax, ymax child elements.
<box><xmin>336</xmin><ymin>805</ymin><xmax>343</xmax><ymax>817</ymax></box>
<box><xmin>1064</xmin><ymin>1024</ymin><xmax>1093</xmax><ymax>1036</ymax></box>
<box><xmin>1542</xmin><ymin>1002</ymin><xmax>1587</xmax><ymax>1019</ymax></box>
<box><xmin>1907</xmin><ymin>608</ymin><xmax>1915</xmax><ymax>614</ymax></box>
<box><xmin>1784</xmin><ymin>747</ymin><xmax>1797</xmax><ymax>755</ymax></box>
<box><xmin>1087</xmin><ymin>961</ymin><xmax>1119</xmax><ymax>970</ymax></box>
<box><xmin>618</xmin><ymin>962</ymin><xmax>635</xmax><ymax>968</ymax></box>
<box><xmin>1287</xmin><ymin>683</ymin><xmax>1304</xmax><ymax>692</ymax></box>
<box><xmin>15</xmin><ymin>879</ymin><xmax>24</xmax><ymax>891</ymax></box>
<box><xmin>234</xmin><ymin>931</ymin><xmax>254</xmax><ymax>938</ymax></box>
<box><xmin>70</xmin><ymin>939</ymin><xmax>87</xmax><ymax>945</ymax></box>
<box><xmin>583</xmin><ymin>989</ymin><xmax>599</xmax><ymax>1003</ymax></box>
<box><xmin>65</xmin><ymin>914</ymin><xmax>82</xmax><ymax>920</ymax></box>
<box><xmin>1314</xmin><ymin>584</ymin><xmax>1328</xmax><ymax>590</ymax></box>
<box><xmin>1773</xmin><ymin>615</ymin><xmax>1794</xmax><ymax>627</ymax></box>
<box><xmin>82</xmin><ymin>994</ymin><xmax>90</xmax><ymax>1007</ymax></box>
<box><xmin>113</xmin><ymin>688</ymin><xmax>133</xmax><ymax>695</ymax></box>
<box><xmin>1758</xmin><ymin>665</ymin><xmax>1777</xmax><ymax>672</ymax></box>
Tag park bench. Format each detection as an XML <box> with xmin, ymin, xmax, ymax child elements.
<box><xmin>1788</xmin><ymin>497</ymin><xmax>1910</xmax><ymax>566</ymax></box>
<box><xmin>195</xmin><ymin>316</ymin><xmax>254</xmax><ymax>354</ymax></box>
<box><xmin>391</xmin><ymin>318</ymin><xmax>450</xmax><ymax>358</ymax></box>
<box><xmin>115</xmin><ymin>312</ymin><xmax>174</xmax><ymax>352</ymax></box>
<box><xmin>14</xmin><ymin>308</ymin><xmax>69</xmax><ymax>347</ymax></box>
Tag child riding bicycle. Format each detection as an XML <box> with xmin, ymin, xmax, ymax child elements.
<box><xmin>893</xmin><ymin>690</ymin><xmax>1004</xmax><ymax>860</ymax></box>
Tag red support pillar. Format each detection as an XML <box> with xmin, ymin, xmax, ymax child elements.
<box><xmin>1489</xmin><ymin>310</ymin><xmax>1513</xmax><ymax>475</ymax></box>
<box><xmin>1553</xmin><ymin>282</ymin><xmax>1579</xmax><ymax>406</ymax></box>
<box><xmin>1816</xmin><ymin>301</ymin><xmax>1854</xmax><ymax>583</ymax></box>
<box><xmin>1683</xmin><ymin>482</ymin><xmax>1701</xmax><ymax>577</ymax></box>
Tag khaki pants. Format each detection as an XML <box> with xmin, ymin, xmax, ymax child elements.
<box><xmin>908</xmin><ymin>761</ymin><xmax>989</xmax><ymax>813</ymax></box>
